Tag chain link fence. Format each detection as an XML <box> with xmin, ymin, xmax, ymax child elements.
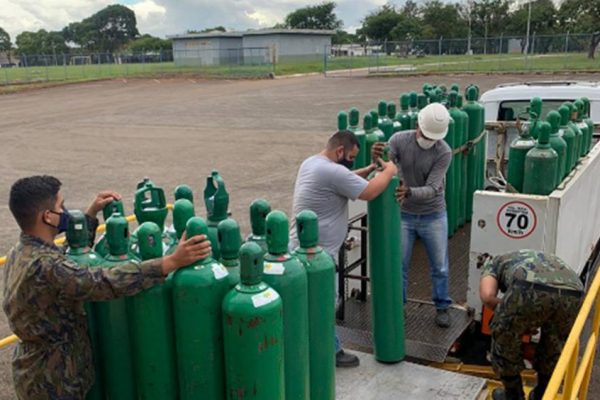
<box><xmin>325</xmin><ymin>33</ymin><xmax>600</xmax><ymax>76</ymax></box>
<box><xmin>0</xmin><ymin>47</ymin><xmax>274</xmax><ymax>86</ymax></box>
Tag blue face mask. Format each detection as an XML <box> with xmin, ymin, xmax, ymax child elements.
<box><xmin>47</xmin><ymin>208</ymin><xmax>70</xmax><ymax>233</ymax></box>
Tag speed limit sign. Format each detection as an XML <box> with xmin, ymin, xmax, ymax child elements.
<box><xmin>496</xmin><ymin>201</ymin><xmax>538</xmax><ymax>239</ymax></box>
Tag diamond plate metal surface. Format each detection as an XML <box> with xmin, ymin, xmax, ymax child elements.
<box><xmin>337</xmin><ymin>299</ymin><xmax>472</xmax><ymax>363</ymax></box>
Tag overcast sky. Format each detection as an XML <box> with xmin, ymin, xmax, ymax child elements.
<box><xmin>0</xmin><ymin>0</ymin><xmax>397</xmax><ymax>41</ymax></box>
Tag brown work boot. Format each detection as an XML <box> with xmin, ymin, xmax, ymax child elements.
<box><xmin>492</xmin><ymin>375</ymin><xmax>525</xmax><ymax>400</ymax></box>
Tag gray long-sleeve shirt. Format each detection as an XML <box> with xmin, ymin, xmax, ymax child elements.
<box><xmin>388</xmin><ymin>130</ymin><xmax>452</xmax><ymax>215</ymax></box>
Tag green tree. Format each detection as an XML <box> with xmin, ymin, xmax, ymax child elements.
<box><xmin>560</xmin><ymin>0</ymin><xmax>600</xmax><ymax>58</ymax></box>
<box><xmin>187</xmin><ymin>26</ymin><xmax>226</xmax><ymax>34</ymax></box>
<box><xmin>284</xmin><ymin>2</ymin><xmax>342</xmax><ymax>30</ymax></box>
<box><xmin>506</xmin><ymin>0</ymin><xmax>559</xmax><ymax>52</ymax></box>
<box><xmin>64</xmin><ymin>4</ymin><xmax>138</xmax><ymax>52</ymax></box>
<box><xmin>358</xmin><ymin>4</ymin><xmax>402</xmax><ymax>42</ymax></box>
<box><xmin>420</xmin><ymin>1</ymin><xmax>468</xmax><ymax>39</ymax></box>
<box><xmin>15</xmin><ymin>30</ymin><xmax>68</xmax><ymax>56</ymax></box>
<box><xmin>332</xmin><ymin>30</ymin><xmax>358</xmax><ymax>44</ymax></box>
<box><xmin>126</xmin><ymin>34</ymin><xmax>171</xmax><ymax>52</ymax></box>
<box><xmin>470</xmin><ymin>0</ymin><xmax>510</xmax><ymax>38</ymax></box>
<box><xmin>0</xmin><ymin>27</ymin><xmax>11</xmax><ymax>63</ymax></box>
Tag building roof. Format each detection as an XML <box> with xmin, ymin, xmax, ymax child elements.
<box><xmin>168</xmin><ymin>29</ymin><xmax>335</xmax><ymax>40</ymax></box>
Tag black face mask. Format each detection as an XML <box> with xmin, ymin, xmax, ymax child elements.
<box><xmin>337</xmin><ymin>154</ymin><xmax>354</xmax><ymax>170</ymax></box>
<box><xmin>46</xmin><ymin>208</ymin><xmax>70</xmax><ymax>234</ymax></box>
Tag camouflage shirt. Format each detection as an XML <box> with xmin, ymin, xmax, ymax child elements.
<box><xmin>2</xmin><ymin>216</ymin><xmax>165</xmax><ymax>400</ymax></box>
<box><xmin>482</xmin><ymin>250</ymin><xmax>584</xmax><ymax>292</ymax></box>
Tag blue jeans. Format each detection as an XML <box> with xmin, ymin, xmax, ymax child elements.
<box><xmin>401</xmin><ymin>210</ymin><xmax>452</xmax><ymax>310</ymax></box>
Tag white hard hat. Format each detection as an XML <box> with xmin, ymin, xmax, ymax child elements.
<box><xmin>418</xmin><ymin>103</ymin><xmax>450</xmax><ymax>140</ymax></box>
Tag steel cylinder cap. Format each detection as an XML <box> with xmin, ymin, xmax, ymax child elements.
<box><xmin>456</xmin><ymin>94</ymin><xmax>464</xmax><ymax>108</ymax></box>
<box><xmin>106</xmin><ymin>213</ymin><xmax>129</xmax><ymax>256</ymax></box>
<box><xmin>574</xmin><ymin>99</ymin><xmax>584</xmax><ymax>116</ymax></box>
<box><xmin>370</xmin><ymin>110</ymin><xmax>379</xmax><ymax>126</ymax></box>
<box><xmin>558</xmin><ymin>105</ymin><xmax>570</xmax><ymax>125</ymax></box>
<box><xmin>137</xmin><ymin>222</ymin><xmax>163</xmax><ymax>261</ymax></box>
<box><xmin>529</xmin><ymin>97</ymin><xmax>543</xmax><ymax>118</ymax></box>
<box><xmin>349</xmin><ymin>108</ymin><xmax>360</xmax><ymax>126</ymax></box>
<box><xmin>400</xmin><ymin>94</ymin><xmax>410</xmax><ymax>109</ymax></box>
<box><xmin>581</xmin><ymin>97</ymin><xmax>591</xmax><ymax>116</ymax></box>
<box><xmin>409</xmin><ymin>91</ymin><xmax>418</xmax><ymax>108</ymax></box>
<box><xmin>538</xmin><ymin>121</ymin><xmax>551</xmax><ymax>145</ymax></box>
<box><xmin>173</xmin><ymin>199</ymin><xmax>195</xmax><ymax>239</ymax></box>
<box><xmin>450</xmin><ymin>83</ymin><xmax>460</xmax><ymax>93</ymax></box>
<box><xmin>240</xmin><ymin>242</ymin><xmax>264</xmax><ymax>286</ymax></box>
<box><xmin>186</xmin><ymin>216</ymin><xmax>209</xmax><ymax>239</ymax></box>
<box><xmin>378</xmin><ymin>101</ymin><xmax>387</xmax><ymax>117</ymax></box>
<box><xmin>363</xmin><ymin>113</ymin><xmax>372</xmax><ymax>130</ymax></box>
<box><xmin>102</xmin><ymin>199</ymin><xmax>124</xmax><ymax>222</ymax></box>
<box><xmin>337</xmin><ymin>111</ymin><xmax>348</xmax><ymax>130</ymax></box>
<box><xmin>546</xmin><ymin>111</ymin><xmax>561</xmax><ymax>133</ymax></box>
<box><xmin>422</xmin><ymin>83</ymin><xmax>431</xmax><ymax>94</ymax></box>
<box><xmin>380</xmin><ymin>120</ymin><xmax>394</xmax><ymax>141</ymax></box>
<box><xmin>448</xmin><ymin>91</ymin><xmax>458</xmax><ymax>107</ymax></box>
<box><xmin>218</xmin><ymin>218</ymin><xmax>242</xmax><ymax>260</ymax></box>
<box><xmin>387</xmin><ymin>102</ymin><xmax>396</xmax><ymax>119</ymax></box>
<box><xmin>417</xmin><ymin>94</ymin><xmax>428</xmax><ymax>110</ymax></box>
<box><xmin>250</xmin><ymin>199</ymin><xmax>271</xmax><ymax>235</ymax></box>
<box><xmin>466</xmin><ymin>86</ymin><xmax>478</xmax><ymax>102</ymax></box>
<box><xmin>66</xmin><ymin>209</ymin><xmax>88</xmax><ymax>249</ymax></box>
<box><xmin>266</xmin><ymin>210</ymin><xmax>289</xmax><ymax>255</ymax></box>
<box><xmin>296</xmin><ymin>210</ymin><xmax>319</xmax><ymax>248</ymax></box>
<box><xmin>174</xmin><ymin>184</ymin><xmax>194</xmax><ymax>203</ymax></box>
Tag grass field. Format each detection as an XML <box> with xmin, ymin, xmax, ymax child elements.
<box><xmin>1</xmin><ymin>52</ymin><xmax>599</xmax><ymax>91</ymax></box>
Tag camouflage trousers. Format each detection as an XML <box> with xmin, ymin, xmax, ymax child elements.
<box><xmin>490</xmin><ymin>283</ymin><xmax>582</xmax><ymax>377</ymax></box>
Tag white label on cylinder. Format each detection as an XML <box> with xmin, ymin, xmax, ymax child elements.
<box><xmin>252</xmin><ymin>288</ymin><xmax>280</xmax><ymax>308</ymax></box>
<box><xmin>212</xmin><ymin>263</ymin><xmax>229</xmax><ymax>280</ymax></box>
<box><xmin>263</xmin><ymin>262</ymin><xmax>285</xmax><ymax>275</ymax></box>
<box><xmin>74</xmin><ymin>224</ymin><xmax>83</xmax><ymax>230</ymax></box>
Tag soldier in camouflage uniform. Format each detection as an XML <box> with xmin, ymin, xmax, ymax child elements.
<box><xmin>3</xmin><ymin>175</ymin><xmax>211</xmax><ymax>399</ymax></box>
<box><xmin>479</xmin><ymin>250</ymin><xmax>584</xmax><ymax>400</ymax></box>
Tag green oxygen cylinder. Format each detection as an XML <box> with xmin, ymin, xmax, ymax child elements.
<box><xmin>456</xmin><ymin>94</ymin><xmax>469</xmax><ymax>226</ymax></box>
<box><xmin>398</xmin><ymin>94</ymin><xmax>411</xmax><ymax>130</ymax></box>
<box><xmin>411</xmin><ymin>95</ymin><xmax>428</xmax><ymax>129</ymax></box>
<box><xmin>246</xmin><ymin>198</ymin><xmax>272</xmax><ymax>253</ymax></box>
<box><xmin>547</xmin><ymin>111</ymin><xmax>568</xmax><ymax>185</ymax></box>
<box><xmin>337</xmin><ymin>111</ymin><xmax>348</xmax><ymax>131</ymax></box>
<box><xmin>174</xmin><ymin>184</ymin><xmax>194</xmax><ymax>203</ymax></box>
<box><xmin>565</xmin><ymin>102</ymin><xmax>583</xmax><ymax>161</ymax></box>
<box><xmin>377</xmin><ymin>100</ymin><xmax>391</xmax><ymax>127</ymax></box>
<box><xmin>370</xmin><ymin>109</ymin><xmax>386</xmax><ymax>141</ymax></box>
<box><xmin>409</xmin><ymin>91</ymin><xmax>418</xmax><ymax>112</ymax></box>
<box><xmin>462</xmin><ymin>86</ymin><xmax>485</xmax><ymax>221</ymax></box>
<box><xmin>204</xmin><ymin>170</ymin><xmax>230</xmax><ymax>260</ymax></box>
<box><xmin>367</xmin><ymin>170</ymin><xmax>404</xmax><ymax>362</ymax></box>
<box><xmin>95</xmin><ymin>213</ymin><xmax>137</xmax><ymax>400</ymax></box>
<box><xmin>574</xmin><ymin>99</ymin><xmax>591</xmax><ymax>155</ymax></box>
<box><xmin>422</xmin><ymin>83</ymin><xmax>433</xmax><ymax>95</ymax></box>
<box><xmin>218</xmin><ymin>218</ymin><xmax>242</xmax><ymax>288</ymax></box>
<box><xmin>450</xmin><ymin>83</ymin><xmax>460</xmax><ymax>93</ymax></box>
<box><xmin>582</xmin><ymin>97</ymin><xmax>595</xmax><ymax>151</ymax></box>
<box><xmin>292</xmin><ymin>211</ymin><xmax>335</xmax><ymax>400</ymax></box>
<box><xmin>380</xmin><ymin>119</ymin><xmax>394</xmax><ymax>142</ymax></box>
<box><xmin>129</xmin><ymin>222</ymin><xmax>177</xmax><ymax>400</ymax></box>
<box><xmin>527</xmin><ymin>97</ymin><xmax>543</xmax><ymax>140</ymax></box>
<box><xmin>523</xmin><ymin>122</ymin><xmax>559</xmax><ymax>195</ymax></box>
<box><xmin>364</xmin><ymin>114</ymin><xmax>377</xmax><ymax>166</ymax></box>
<box><xmin>444</xmin><ymin>116</ymin><xmax>457</xmax><ymax>236</ymax></box>
<box><xmin>132</xmin><ymin>181</ymin><xmax>169</xmax><ymax>257</ymax></box>
<box><xmin>447</xmin><ymin>91</ymin><xmax>465</xmax><ymax>229</ymax></box>
<box><xmin>222</xmin><ymin>242</ymin><xmax>284</xmax><ymax>400</ymax></box>
<box><xmin>172</xmin><ymin>217</ymin><xmax>230</xmax><ymax>400</ymax></box>
<box><xmin>94</xmin><ymin>199</ymin><xmax>125</xmax><ymax>258</ymax></box>
<box><xmin>348</xmin><ymin>108</ymin><xmax>367</xmax><ymax>169</ymax></box>
<box><xmin>388</xmin><ymin>102</ymin><xmax>402</xmax><ymax>132</ymax></box>
<box><xmin>262</xmin><ymin>211</ymin><xmax>309</xmax><ymax>400</ymax></box>
<box><xmin>558</xmin><ymin>105</ymin><xmax>577</xmax><ymax>173</ymax></box>
<box><xmin>65</xmin><ymin>210</ymin><xmax>104</xmax><ymax>400</ymax></box>
<box><xmin>506</xmin><ymin>118</ymin><xmax>536</xmax><ymax>193</ymax></box>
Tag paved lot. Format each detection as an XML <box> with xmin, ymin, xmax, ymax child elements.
<box><xmin>0</xmin><ymin>73</ymin><xmax>598</xmax><ymax>398</ymax></box>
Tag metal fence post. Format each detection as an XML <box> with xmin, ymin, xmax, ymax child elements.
<box><xmin>63</xmin><ymin>53</ymin><xmax>67</xmax><ymax>81</ymax></box>
<box><xmin>323</xmin><ymin>45</ymin><xmax>328</xmax><ymax>76</ymax></box>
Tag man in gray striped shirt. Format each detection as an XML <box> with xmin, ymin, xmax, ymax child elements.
<box><xmin>373</xmin><ymin>103</ymin><xmax>453</xmax><ymax>328</ymax></box>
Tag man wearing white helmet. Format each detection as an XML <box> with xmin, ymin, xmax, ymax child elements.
<box><xmin>372</xmin><ymin>102</ymin><xmax>453</xmax><ymax>327</ymax></box>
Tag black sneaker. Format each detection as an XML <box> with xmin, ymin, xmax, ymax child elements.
<box><xmin>435</xmin><ymin>309</ymin><xmax>451</xmax><ymax>328</ymax></box>
<box><xmin>336</xmin><ymin>349</ymin><xmax>360</xmax><ymax>368</ymax></box>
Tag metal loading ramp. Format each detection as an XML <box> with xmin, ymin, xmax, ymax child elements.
<box><xmin>337</xmin><ymin>299</ymin><xmax>472</xmax><ymax>362</ymax></box>
<box><xmin>336</xmin><ymin>351</ymin><xmax>486</xmax><ymax>400</ymax></box>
